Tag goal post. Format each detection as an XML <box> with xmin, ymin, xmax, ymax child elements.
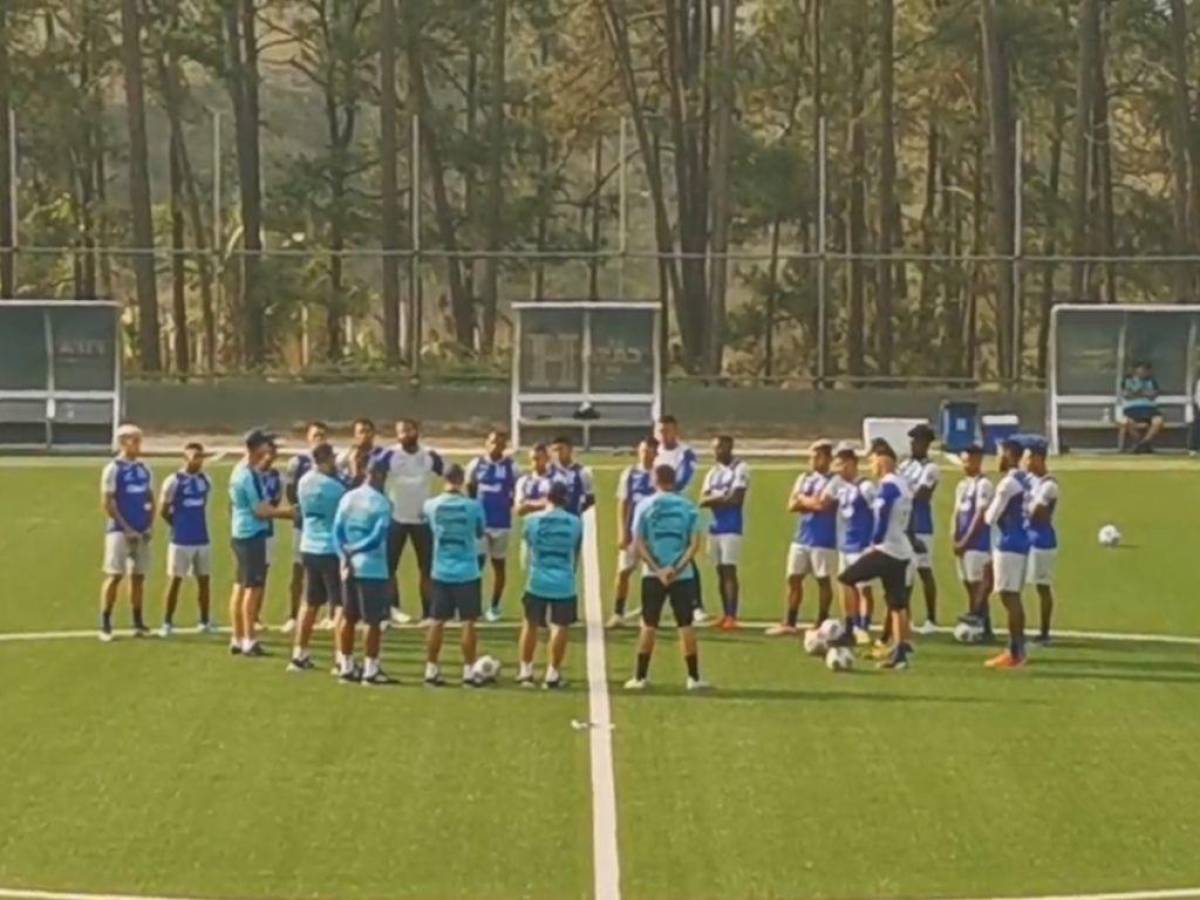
<box><xmin>1049</xmin><ymin>303</ymin><xmax>1200</xmax><ymax>454</ymax></box>
<box><xmin>511</xmin><ymin>300</ymin><xmax>662</xmax><ymax>450</ymax></box>
<box><xmin>0</xmin><ymin>300</ymin><xmax>122</xmax><ymax>452</ymax></box>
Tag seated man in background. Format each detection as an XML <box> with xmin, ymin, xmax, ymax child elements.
<box><xmin>1119</xmin><ymin>361</ymin><xmax>1164</xmax><ymax>453</ymax></box>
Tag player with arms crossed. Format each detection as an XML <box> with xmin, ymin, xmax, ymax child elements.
<box><xmin>1023</xmin><ymin>438</ymin><xmax>1059</xmax><ymax>645</ymax></box>
<box><xmin>900</xmin><ymin>424</ymin><xmax>941</xmax><ymax>634</ymax></box>
<box><xmin>465</xmin><ymin>430</ymin><xmax>519</xmax><ymax>622</ymax></box>
<box><xmin>515</xmin><ymin>443</ymin><xmax>554</xmax><ymax>517</ymax></box>
<box><xmin>516</xmin><ymin>482</ymin><xmax>583</xmax><ymax>689</ymax></box>
<box><xmin>282</xmin><ymin>420</ymin><xmax>329</xmax><ymax>634</ymax></box>
<box><xmin>654</xmin><ymin>414</ymin><xmax>707</xmax><ymax>622</ymax></box>
<box><xmin>982</xmin><ymin>436</ymin><xmax>1031</xmax><ymax>669</ymax></box>
<box><xmin>768</xmin><ymin>439</ymin><xmax>839</xmax><ymax>636</ymax></box>
<box><xmin>158</xmin><ymin>442</ymin><xmax>214</xmax><ymax>636</ymax></box>
<box><xmin>951</xmin><ymin>443</ymin><xmax>995</xmax><ymax>640</ymax></box>
<box><xmin>625</xmin><ymin>465</ymin><xmax>710</xmax><ymax>692</ymax></box>
<box><xmin>833</xmin><ymin>443</ymin><xmax>876</xmax><ymax>645</ymax></box>
<box><xmin>384</xmin><ymin>418</ymin><xmax>444</xmax><ymax>625</ymax></box>
<box><xmin>699</xmin><ymin>435</ymin><xmax>749</xmax><ymax>631</ymax></box>
<box><xmin>99</xmin><ymin>423</ymin><xmax>155</xmax><ymax>641</ymax></box>
<box><xmin>838</xmin><ymin>439</ymin><xmax>915</xmax><ymax>670</ymax></box>
<box><xmin>423</xmin><ymin>465</ymin><xmax>489</xmax><ymax>687</ymax></box>
<box><xmin>609</xmin><ymin>436</ymin><xmax>658</xmax><ymax>628</ymax></box>
<box><xmin>550</xmin><ymin>435</ymin><xmax>595</xmax><ymax>516</ymax></box>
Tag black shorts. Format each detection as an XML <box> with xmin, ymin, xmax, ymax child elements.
<box><xmin>839</xmin><ymin>550</ymin><xmax>910</xmax><ymax>611</ymax></box>
<box><xmin>431</xmin><ymin>579</ymin><xmax>483</xmax><ymax>622</ymax></box>
<box><xmin>302</xmin><ymin>553</ymin><xmax>343</xmax><ymax>608</ymax></box>
<box><xmin>523</xmin><ymin>593</ymin><xmax>578</xmax><ymax>628</ymax></box>
<box><xmin>1124</xmin><ymin>406</ymin><xmax>1161</xmax><ymax>425</ymax></box>
<box><xmin>231</xmin><ymin>536</ymin><xmax>268</xmax><ymax>589</ymax></box>
<box><xmin>388</xmin><ymin>522</ymin><xmax>432</xmax><ymax>576</ymax></box>
<box><xmin>640</xmin><ymin>576</ymin><xmax>698</xmax><ymax>628</ymax></box>
<box><xmin>344</xmin><ymin>578</ymin><xmax>390</xmax><ymax>626</ymax></box>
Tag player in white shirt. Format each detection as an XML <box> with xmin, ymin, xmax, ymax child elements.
<box><xmin>383</xmin><ymin>418</ymin><xmax>445</xmax><ymax>625</ymax></box>
<box><xmin>1023</xmin><ymin>438</ymin><xmax>1059</xmax><ymax>645</ymax></box>
<box><xmin>515</xmin><ymin>443</ymin><xmax>554</xmax><ymax>517</ymax></box>
<box><xmin>653</xmin><ymin>414</ymin><xmax>707</xmax><ymax>622</ymax></box>
<box><xmin>899</xmin><ymin>424</ymin><xmax>940</xmax><ymax>635</ymax></box>
<box><xmin>982</xmin><ymin>437</ymin><xmax>1031</xmax><ymax>669</ymax></box>
<box><xmin>950</xmin><ymin>443</ymin><xmax>995</xmax><ymax>639</ymax></box>
<box><xmin>610</xmin><ymin>436</ymin><xmax>659</xmax><ymax>627</ymax></box>
<box><xmin>698</xmin><ymin>436</ymin><xmax>750</xmax><ymax>631</ymax></box>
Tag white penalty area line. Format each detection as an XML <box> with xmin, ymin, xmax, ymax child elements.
<box><xmin>580</xmin><ymin>506</ymin><xmax>621</xmax><ymax>900</ymax></box>
<box><xmin>951</xmin><ymin>888</ymin><xmax>1200</xmax><ymax>900</ymax></box>
<box><xmin>0</xmin><ymin>888</ymin><xmax>213</xmax><ymax>900</ymax></box>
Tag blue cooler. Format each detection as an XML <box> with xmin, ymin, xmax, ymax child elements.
<box><xmin>981</xmin><ymin>414</ymin><xmax>1021</xmax><ymax>455</ymax></box>
<box><xmin>939</xmin><ymin>401</ymin><xmax>979</xmax><ymax>453</ymax></box>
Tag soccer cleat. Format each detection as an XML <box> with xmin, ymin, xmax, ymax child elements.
<box><xmin>685</xmin><ymin>677</ymin><xmax>713</xmax><ymax>692</ymax></box>
<box><xmin>877</xmin><ymin>651</ymin><xmax>909</xmax><ymax>671</ymax></box>
<box><xmin>132</xmin><ymin>623</ymin><xmax>150</xmax><ymax>638</ymax></box>
<box><xmin>287</xmin><ymin>656</ymin><xmax>316</xmax><ymax>673</ymax></box>
<box><xmin>279</xmin><ymin>618</ymin><xmax>296</xmax><ymax>635</ymax></box>
<box><xmin>605</xmin><ymin>613</ymin><xmax>628</xmax><ymax>629</ymax></box>
<box><xmin>517</xmin><ymin>671</ymin><xmax>536</xmax><ymax>688</ymax></box>
<box><xmin>158</xmin><ymin>622</ymin><xmax>173</xmax><ymax>638</ymax></box>
<box><xmin>543</xmin><ymin>676</ymin><xmax>566</xmax><ymax>690</ymax></box>
<box><xmin>1030</xmin><ymin>633</ymin><xmax>1053</xmax><ymax>647</ymax></box>
<box><xmin>853</xmin><ymin>627</ymin><xmax>872</xmax><ymax>646</ymax></box>
<box><xmin>196</xmin><ymin>621</ymin><xmax>215</xmax><ymax>634</ymax></box>
<box><xmin>98</xmin><ymin>629</ymin><xmax>114</xmax><ymax>643</ymax></box>
<box><xmin>985</xmin><ymin>651</ymin><xmax>1026</xmax><ymax>669</ymax></box>
<box><xmin>424</xmin><ymin>672</ymin><xmax>446</xmax><ymax>687</ymax></box>
<box><xmin>229</xmin><ymin>643</ymin><xmax>242</xmax><ymax>656</ymax></box>
<box><xmin>242</xmin><ymin>642</ymin><xmax>267</xmax><ymax>658</ymax></box>
<box><xmin>914</xmin><ymin>620</ymin><xmax>940</xmax><ymax>636</ymax></box>
<box><xmin>362</xmin><ymin>669</ymin><xmax>397</xmax><ymax>687</ymax></box>
<box><xmin>390</xmin><ymin>608</ymin><xmax>412</xmax><ymax>626</ymax></box>
<box><xmin>623</xmin><ymin>677</ymin><xmax>648</xmax><ymax>691</ymax></box>
<box><xmin>764</xmin><ymin>623</ymin><xmax>799</xmax><ymax>637</ymax></box>
<box><xmin>338</xmin><ymin>667</ymin><xmax>362</xmax><ymax>685</ymax></box>
<box><xmin>693</xmin><ymin>608</ymin><xmax>710</xmax><ymax>625</ymax></box>
<box><xmin>717</xmin><ymin>616</ymin><xmax>740</xmax><ymax>632</ymax></box>
<box><xmin>484</xmin><ymin>606</ymin><xmax>502</xmax><ymax>623</ymax></box>
<box><xmin>870</xmin><ymin>641</ymin><xmax>894</xmax><ymax>660</ymax></box>
<box><xmin>461</xmin><ymin>674</ymin><xmax>484</xmax><ymax>689</ymax></box>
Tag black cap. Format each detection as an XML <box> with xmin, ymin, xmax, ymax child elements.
<box><xmin>244</xmin><ymin>427</ymin><xmax>276</xmax><ymax>451</ymax></box>
<box><xmin>908</xmin><ymin>423</ymin><xmax>936</xmax><ymax>440</ymax></box>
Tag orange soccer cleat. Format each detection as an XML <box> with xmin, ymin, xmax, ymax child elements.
<box><xmin>984</xmin><ymin>651</ymin><xmax>1027</xmax><ymax>669</ymax></box>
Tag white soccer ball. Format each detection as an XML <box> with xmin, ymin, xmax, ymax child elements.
<box><xmin>473</xmin><ymin>655</ymin><xmax>501</xmax><ymax>683</ymax></box>
<box><xmin>825</xmin><ymin>646</ymin><xmax>854</xmax><ymax>672</ymax></box>
<box><xmin>953</xmin><ymin>620</ymin><xmax>985</xmax><ymax>644</ymax></box>
<box><xmin>816</xmin><ymin>618</ymin><xmax>845</xmax><ymax>645</ymax></box>
<box><xmin>1098</xmin><ymin>524</ymin><xmax>1122</xmax><ymax>548</ymax></box>
<box><xmin>803</xmin><ymin>629</ymin><xmax>828</xmax><ymax>657</ymax></box>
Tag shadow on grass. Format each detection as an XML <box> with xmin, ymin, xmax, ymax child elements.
<box><xmin>608</xmin><ymin>682</ymin><xmax>1043</xmax><ymax>705</ymax></box>
<box><xmin>1030</xmin><ymin>656</ymin><xmax>1200</xmax><ymax>675</ymax></box>
<box><xmin>1030</xmin><ymin>669</ymin><xmax>1200</xmax><ymax>686</ymax></box>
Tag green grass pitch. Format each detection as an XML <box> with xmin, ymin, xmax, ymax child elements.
<box><xmin>0</xmin><ymin>457</ymin><xmax>1199</xmax><ymax>900</ymax></box>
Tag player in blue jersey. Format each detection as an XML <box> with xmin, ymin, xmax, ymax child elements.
<box><xmin>336</xmin><ymin>417</ymin><xmax>386</xmax><ymax>487</ymax></box>
<box><xmin>158</xmin><ymin>442</ymin><xmax>214</xmax><ymax>636</ymax></box>
<box><xmin>699</xmin><ymin>435</ymin><xmax>749</xmax><ymax>631</ymax></box>
<box><xmin>99</xmin><ymin>423</ymin><xmax>156</xmax><ymax>641</ymax></box>
<box><xmin>833</xmin><ymin>443</ymin><xmax>877</xmax><ymax>646</ymax></box>
<box><xmin>423</xmin><ymin>465</ymin><xmax>489</xmax><ymax>687</ymax></box>
<box><xmin>1023</xmin><ymin>438</ymin><xmax>1059</xmax><ymax>645</ymax></box>
<box><xmin>625</xmin><ymin>465</ymin><xmax>709</xmax><ymax>691</ymax></box>
<box><xmin>550</xmin><ymin>435</ymin><xmax>595</xmax><ymax>516</ymax></box>
<box><xmin>466</xmin><ymin>430</ymin><xmax>520</xmax><ymax>623</ymax></box>
<box><xmin>952</xmin><ymin>443</ymin><xmax>996</xmax><ymax>640</ymax></box>
<box><xmin>768</xmin><ymin>439</ymin><xmax>840</xmax><ymax>636</ymax></box>
<box><xmin>516</xmin><ymin>483</ymin><xmax>584</xmax><ymax>689</ymax></box>
<box><xmin>654</xmin><ymin>414</ymin><xmax>706</xmax><ymax>622</ymax></box>
<box><xmin>332</xmin><ymin>457</ymin><xmax>395</xmax><ymax>685</ymax></box>
<box><xmin>282</xmin><ymin>420</ymin><xmax>329</xmax><ymax>635</ymax></box>
<box><xmin>288</xmin><ymin>442</ymin><xmax>347</xmax><ymax>672</ymax></box>
<box><xmin>258</xmin><ymin>439</ymin><xmax>285</xmax><ymax>626</ymax></box>
<box><xmin>609</xmin><ymin>436</ymin><xmax>658</xmax><ymax>628</ymax></box>
<box><xmin>982</xmin><ymin>436</ymin><xmax>1031</xmax><ymax>668</ymax></box>
<box><xmin>900</xmin><ymin>424</ymin><xmax>941</xmax><ymax>634</ymax></box>
<box><xmin>515</xmin><ymin>443</ymin><xmax>554</xmax><ymax>517</ymax></box>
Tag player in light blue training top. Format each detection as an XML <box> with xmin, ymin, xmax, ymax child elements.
<box><xmin>158</xmin><ymin>441</ymin><xmax>214</xmax><ymax>637</ymax></box>
<box><xmin>99</xmin><ymin>423</ymin><xmax>156</xmax><ymax>641</ymax></box>
<box><xmin>282</xmin><ymin>420</ymin><xmax>329</xmax><ymax>635</ymax></box>
<box><xmin>466</xmin><ymin>429</ymin><xmax>520</xmax><ymax>623</ymax></box>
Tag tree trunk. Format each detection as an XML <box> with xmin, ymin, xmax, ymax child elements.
<box><xmin>1069</xmin><ymin>0</ymin><xmax>1098</xmax><ymax>302</ymax></box>
<box><xmin>706</xmin><ymin>0</ymin><xmax>736</xmax><ymax>375</ymax></box>
<box><xmin>1166</xmin><ymin>0</ymin><xmax>1192</xmax><ymax>301</ymax></box>
<box><xmin>120</xmin><ymin>0</ymin><xmax>162</xmax><ymax>371</ymax></box>
<box><xmin>587</xmin><ymin>135</ymin><xmax>603</xmax><ymax>301</ymax></box>
<box><xmin>1037</xmin><ymin>83</ymin><xmax>1067</xmax><ymax>377</ymax></box>
<box><xmin>917</xmin><ymin>122</ymin><xmax>939</xmax><ymax>356</ymax></box>
<box><xmin>1092</xmin><ymin>6</ymin><xmax>1115</xmax><ymax>305</ymax></box>
<box><xmin>169</xmin><ymin>131</ymin><xmax>190</xmax><ymax>374</ymax></box>
<box><xmin>846</xmin><ymin>0</ymin><xmax>867</xmax><ymax>378</ymax></box>
<box><xmin>479</xmin><ymin>0</ymin><xmax>507</xmax><ymax>352</ymax></box>
<box><xmin>0</xmin><ymin>1</ymin><xmax>12</xmax><ymax>298</ymax></box>
<box><xmin>876</xmin><ymin>0</ymin><xmax>897</xmax><ymax>375</ymax></box>
<box><xmin>379</xmin><ymin>0</ymin><xmax>402</xmax><ymax>363</ymax></box>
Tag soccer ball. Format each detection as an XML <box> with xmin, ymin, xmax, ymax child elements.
<box><xmin>473</xmin><ymin>655</ymin><xmax>501</xmax><ymax>683</ymax></box>
<box><xmin>1098</xmin><ymin>524</ymin><xmax>1122</xmax><ymax>548</ymax></box>
<box><xmin>816</xmin><ymin>618</ymin><xmax>845</xmax><ymax>645</ymax></box>
<box><xmin>825</xmin><ymin>646</ymin><xmax>854</xmax><ymax>672</ymax></box>
<box><xmin>802</xmin><ymin>629</ymin><xmax>828</xmax><ymax>657</ymax></box>
<box><xmin>953</xmin><ymin>619</ymin><xmax>985</xmax><ymax>644</ymax></box>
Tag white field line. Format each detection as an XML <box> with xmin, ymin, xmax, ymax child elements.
<box><xmin>0</xmin><ymin>889</ymin><xmax>212</xmax><ymax>900</ymax></box>
<box><xmin>951</xmin><ymin>889</ymin><xmax>1200</xmax><ymax>900</ymax></box>
<box><xmin>729</xmin><ymin>620</ymin><xmax>1200</xmax><ymax>647</ymax></box>
<box><xmin>580</xmin><ymin>506</ymin><xmax>622</xmax><ymax>900</ymax></box>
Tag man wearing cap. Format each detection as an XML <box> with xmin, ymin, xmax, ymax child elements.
<box><xmin>158</xmin><ymin>442</ymin><xmax>214</xmax><ymax>636</ymax></box>
<box><xmin>833</xmin><ymin>442</ymin><xmax>877</xmax><ymax>645</ymax></box>
<box><xmin>767</xmin><ymin>439</ymin><xmax>840</xmax><ymax>637</ymax></box>
<box><xmin>900</xmin><ymin>423</ymin><xmax>941</xmax><ymax>635</ymax></box>
<box><xmin>610</xmin><ymin>436</ymin><xmax>659</xmax><ymax>628</ymax></box>
<box><xmin>99</xmin><ymin>423</ymin><xmax>155</xmax><ymax>641</ymax></box>
<box><xmin>282</xmin><ymin>420</ymin><xmax>330</xmax><ymax>635</ymax></box>
<box><xmin>952</xmin><ymin>443</ymin><xmax>995</xmax><ymax>639</ymax></box>
<box><xmin>383</xmin><ymin>418</ymin><xmax>444</xmax><ymax>626</ymax></box>
<box><xmin>289</xmin><ymin>442</ymin><xmax>347</xmax><ymax>672</ymax></box>
<box><xmin>699</xmin><ymin>435</ymin><xmax>750</xmax><ymax>630</ymax></box>
<box><xmin>982</xmin><ymin>436</ymin><xmax>1032</xmax><ymax>668</ymax></box>
<box><xmin>423</xmin><ymin>464</ymin><xmax>488</xmax><ymax>687</ymax></box>
<box><xmin>1023</xmin><ymin>438</ymin><xmax>1059</xmax><ymax>644</ymax></box>
<box><xmin>229</xmin><ymin>428</ymin><xmax>294</xmax><ymax>657</ymax></box>
<box><xmin>332</xmin><ymin>455</ymin><xmax>396</xmax><ymax>685</ymax></box>
<box><xmin>838</xmin><ymin>439</ymin><xmax>916</xmax><ymax>670</ymax></box>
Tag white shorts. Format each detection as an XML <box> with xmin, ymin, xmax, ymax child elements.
<box><xmin>956</xmin><ymin>550</ymin><xmax>990</xmax><ymax>584</ymax></box>
<box><xmin>617</xmin><ymin>544</ymin><xmax>638</xmax><ymax>573</ymax></box>
<box><xmin>708</xmin><ymin>534</ymin><xmax>743</xmax><ymax>567</ymax></box>
<box><xmin>992</xmin><ymin>550</ymin><xmax>1028</xmax><ymax>594</ymax></box>
<box><xmin>787</xmin><ymin>544</ymin><xmax>837</xmax><ymax>580</ymax></box>
<box><xmin>912</xmin><ymin>533</ymin><xmax>934</xmax><ymax>569</ymax></box>
<box><xmin>103</xmin><ymin>532</ymin><xmax>152</xmax><ymax>576</ymax></box>
<box><xmin>168</xmin><ymin>543</ymin><xmax>213</xmax><ymax>578</ymax></box>
<box><xmin>839</xmin><ymin>551</ymin><xmax>872</xmax><ymax>590</ymax></box>
<box><xmin>479</xmin><ymin>528</ymin><xmax>511</xmax><ymax>561</ymax></box>
<box><xmin>1026</xmin><ymin>548</ymin><xmax>1057</xmax><ymax>586</ymax></box>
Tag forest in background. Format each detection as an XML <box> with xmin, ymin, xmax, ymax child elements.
<box><xmin>1</xmin><ymin>0</ymin><xmax>1199</xmax><ymax>385</ymax></box>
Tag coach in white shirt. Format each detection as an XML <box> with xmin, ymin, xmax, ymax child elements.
<box><xmin>383</xmin><ymin>418</ymin><xmax>445</xmax><ymax>624</ymax></box>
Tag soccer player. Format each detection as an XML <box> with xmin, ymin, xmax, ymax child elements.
<box><xmin>951</xmin><ymin>443</ymin><xmax>995</xmax><ymax>638</ymax></box>
<box><xmin>610</xmin><ymin>436</ymin><xmax>658</xmax><ymax>628</ymax></box>
<box><xmin>99</xmin><ymin>423</ymin><xmax>155</xmax><ymax>641</ymax></box>
<box><xmin>654</xmin><ymin>414</ymin><xmax>706</xmax><ymax>622</ymax></box>
<box><xmin>229</xmin><ymin>428</ymin><xmax>294</xmax><ymax>657</ymax></box>
<box><xmin>337</xmin><ymin>417</ymin><xmax>383</xmax><ymax>486</ymax></box>
<box><xmin>516</xmin><ymin>482</ymin><xmax>583</xmax><ymax>689</ymax></box>
<box><xmin>1023</xmin><ymin>438</ymin><xmax>1059</xmax><ymax>645</ymax></box>
<box><xmin>833</xmin><ymin>443</ymin><xmax>876</xmax><ymax>645</ymax></box>
<box><xmin>699</xmin><ymin>435</ymin><xmax>749</xmax><ymax>631</ymax></box>
<box><xmin>549</xmin><ymin>435</ymin><xmax>595</xmax><ymax>516</ymax></box>
<box><xmin>258</xmin><ymin>439</ymin><xmax>285</xmax><ymax>625</ymax></box>
<box><xmin>767</xmin><ymin>439</ymin><xmax>839</xmax><ymax>637</ymax></box>
<box><xmin>332</xmin><ymin>456</ymin><xmax>396</xmax><ymax>685</ymax></box>
<box><xmin>515</xmin><ymin>443</ymin><xmax>555</xmax><ymax>516</ymax></box>
<box><xmin>422</xmin><ymin>464</ymin><xmax>488</xmax><ymax>687</ymax></box>
<box><xmin>282</xmin><ymin>420</ymin><xmax>329</xmax><ymax>634</ymax></box>
<box><xmin>982</xmin><ymin>436</ymin><xmax>1031</xmax><ymax>669</ymax></box>
<box><xmin>900</xmin><ymin>423</ymin><xmax>940</xmax><ymax>634</ymax></box>
<box><xmin>288</xmin><ymin>442</ymin><xmax>347</xmax><ymax>672</ymax></box>
<box><xmin>837</xmin><ymin>439</ymin><xmax>915</xmax><ymax>670</ymax></box>
<box><xmin>383</xmin><ymin>418</ymin><xmax>444</xmax><ymax>625</ymax></box>
<box><xmin>624</xmin><ymin>464</ymin><xmax>709</xmax><ymax>692</ymax></box>
<box><xmin>466</xmin><ymin>430</ymin><xmax>519</xmax><ymax>622</ymax></box>
<box><xmin>158</xmin><ymin>442</ymin><xmax>213</xmax><ymax>636</ymax></box>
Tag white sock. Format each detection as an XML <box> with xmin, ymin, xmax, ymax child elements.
<box><xmin>546</xmin><ymin>666</ymin><xmax>559</xmax><ymax>682</ymax></box>
<box><xmin>340</xmin><ymin>657</ymin><xmax>355</xmax><ymax>675</ymax></box>
<box><xmin>463</xmin><ymin>663</ymin><xmax>474</xmax><ymax>681</ymax></box>
<box><xmin>364</xmin><ymin>657</ymin><xmax>379</xmax><ymax>678</ymax></box>
<box><xmin>425</xmin><ymin>662</ymin><xmax>439</xmax><ymax>680</ymax></box>
<box><xmin>335</xmin><ymin>651</ymin><xmax>344</xmax><ymax>667</ymax></box>
<box><xmin>241</xmin><ymin>637</ymin><xmax>255</xmax><ymax>652</ymax></box>
<box><xmin>519</xmin><ymin>661</ymin><xmax>534</xmax><ymax>679</ymax></box>
<box><xmin>293</xmin><ymin>645</ymin><xmax>307</xmax><ymax>660</ymax></box>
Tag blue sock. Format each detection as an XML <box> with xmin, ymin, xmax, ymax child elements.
<box><xmin>101</xmin><ymin>611</ymin><xmax>112</xmax><ymax>631</ymax></box>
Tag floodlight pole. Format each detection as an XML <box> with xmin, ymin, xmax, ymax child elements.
<box><xmin>816</xmin><ymin>115</ymin><xmax>828</xmax><ymax>389</ymax></box>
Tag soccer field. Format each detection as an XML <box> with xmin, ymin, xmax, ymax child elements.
<box><xmin>1</xmin><ymin>458</ymin><xmax>1199</xmax><ymax>900</ymax></box>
